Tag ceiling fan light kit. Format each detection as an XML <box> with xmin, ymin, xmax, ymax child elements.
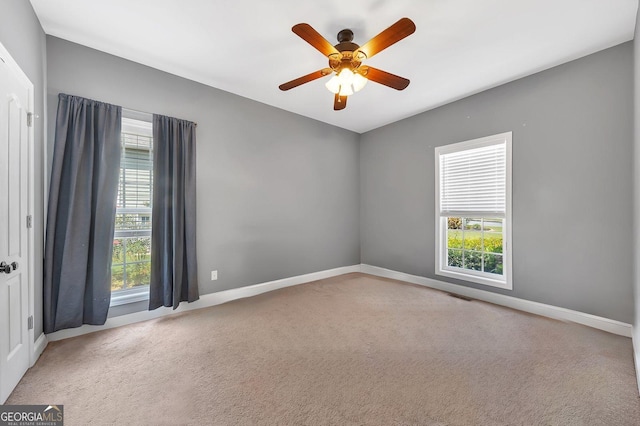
<box><xmin>279</xmin><ymin>18</ymin><xmax>416</xmax><ymax>110</ymax></box>
<box><xmin>325</xmin><ymin>69</ymin><xmax>368</xmax><ymax>96</ymax></box>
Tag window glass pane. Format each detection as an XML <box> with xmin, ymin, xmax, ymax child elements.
<box><xmin>111</xmin><ymin>237</ymin><xmax>151</xmax><ymax>291</ymax></box>
<box><xmin>125</xmin><ymin>262</ymin><xmax>151</xmax><ymax>288</ymax></box>
<box><xmin>111</xmin><ymin>264</ymin><xmax>125</xmax><ymax>291</ymax></box>
<box><xmin>447</xmin><ymin>217</ymin><xmax>462</xmax><ymax>230</ymax></box>
<box><xmin>463</xmin><ymin>217</ymin><xmax>482</xmax><ymax>251</ymax></box>
<box><xmin>447</xmin><ymin>249</ymin><xmax>463</xmax><ymax>268</ymax></box>
<box><xmin>125</xmin><ymin>237</ymin><xmax>151</xmax><ymax>262</ymax></box>
<box><xmin>115</xmin><ymin>213</ymin><xmax>152</xmax><ymax>232</ymax></box>
<box><xmin>112</xmin><ymin>238</ymin><xmax>124</xmax><ymax>263</ymax></box>
<box><xmin>445</xmin><ymin>216</ymin><xmax>504</xmax><ymax>276</ymax></box>
<box><xmin>463</xmin><ymin>217</ymin><xmax>481</xmax><ymax>231</ymax></box>
<box><xmin>483</xmin><ymin>253</ymin><xmax>503</xmax><ymax>275</ymax></box>
<box><xmin>463</xmin><ymin>251</ymin><xmax>482</xmax><ymax>271</ymax></box>
<box><xmin>483</xmin><ymin>218</ymin><xmax>502</xmax><ymax>253</ymax></box>
<box><xmin>447</xmin><ymin>216</ymin><xmax>462</xmax><ymax>249</ymax></box>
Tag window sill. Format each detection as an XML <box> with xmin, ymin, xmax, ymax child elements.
<box><xmin>436</xmin><ymin>268</ymin><xmax>512</xmax><ymax>290</ymax></box>
<box><xmin>111</xmin><ymin>287</ymin><xmax>150</xmax><ymax>307</ymax></box>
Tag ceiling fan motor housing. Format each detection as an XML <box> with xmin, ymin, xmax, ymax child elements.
<box><xmin>330</xmin><ymin>29</ymin><xmax>365</xmax><ymax>72</ymax></box>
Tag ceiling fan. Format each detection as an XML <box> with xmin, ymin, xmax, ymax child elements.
<box><xmin>279</xmin><ymin>18</ymin><xmax>416</xmax><ymax>111</ymax></box>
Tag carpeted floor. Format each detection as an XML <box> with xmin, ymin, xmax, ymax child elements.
<box><xmin>7</xmin><ymin>273</ymin><xmax>640</xmax><ymax>425</ymax></box>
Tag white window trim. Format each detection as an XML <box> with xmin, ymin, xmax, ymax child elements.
<box><xmin>434</xmin><ymin>132</ymin><xmax>513</xmax><ymax>290</ymax></box>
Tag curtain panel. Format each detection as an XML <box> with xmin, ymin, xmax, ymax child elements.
<box><xmin>149</xmin><ymin>114</ymin><xmax>199</xmax><ymax>310</ymax></box>
<box><xmin>44</xmin><ymin>94</ymin><xmax>122</xmax><ymax>333</ymax></box>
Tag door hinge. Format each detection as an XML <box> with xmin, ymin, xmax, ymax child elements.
<box><xmin>27</xmin><ymin>112</ymin><xmax>33</xmax><ymax>127</ymax></box>
<box><xmin>26</xmin><ymin>215</ymin><xmax>32</xmax><ymax>229</ymax></box>
<box><xmin>28</xmin><ymin>315</ymin><xmax>33</xmax><ymax>330</ymax></box>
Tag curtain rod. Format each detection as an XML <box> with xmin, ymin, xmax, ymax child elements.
<box><xmin>122</xmin><ymin>106</ymin><xmax>197</xmax><ymax>126</ymax></box>
<box><xmin>59</xmin><ymin>94</ymin><xmax>198</xmax><ymax>126</ymax></box>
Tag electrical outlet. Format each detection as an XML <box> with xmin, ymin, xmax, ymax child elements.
<box><xmin>211</xmin><ymin>270</ymin><xmax>218</xmax><ymax>280</ymax></box>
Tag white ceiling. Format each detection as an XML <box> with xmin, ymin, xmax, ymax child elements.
<box><xmin>30</xmin><ymin>0</ymin><xmax>638</xmax><ymax>134</ymax></box>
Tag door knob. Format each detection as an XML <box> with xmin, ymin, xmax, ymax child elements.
<box><xmin>0</xmin><ymin>262</ymin><xmax>12</xmax><ymax>274</ymax></box>
<box><xmin>11</xmin><ymin>262</ymin><xmax>18</xmax><ymax>271</ymax></box>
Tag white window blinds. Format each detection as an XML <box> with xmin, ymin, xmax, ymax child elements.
<box><xmin>117</xmin><ymin>134</ymin><xmax>153</xmax><ymax>210</ymax></box>
<box><xmin>115</xmin><ymin>117</ymin><xmax>153</xmax><ymax>238</ymax></box>
<box><xmin>438</xmin><ymin>140</ymin><xmax>506</xmax><ymax>217</ymax></box>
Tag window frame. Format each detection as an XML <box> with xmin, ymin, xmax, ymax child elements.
<box><xmin>434</xmin><ymin>132</ymin><xmax>513</xmax><ymax>290</ymax></box>
<box><xmin>110</xmin><ymin>111</ymin><xmax>153</xmax><ymax>307</ymax></box>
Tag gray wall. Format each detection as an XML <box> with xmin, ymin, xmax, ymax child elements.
<box><xmin>46</xmin><ymin>36</ymin><xmax>360</xmax><ymax>317</ymax></box>
<box><xmin>0</xmin><ymin>1</ymin><xmax>46</xmax><ymax>338</ymax></box>
<box><xmin>360</xmin><ymin>42</ymin><xmax>634</xmax><ymax>323</ymax></box>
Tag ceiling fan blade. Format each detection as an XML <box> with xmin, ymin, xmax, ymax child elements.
<box><xmin>292</xmin><ymin>23</ymin><xmax>340</xmax><ymax>57</ymax></box>
<box><xmin>279</xmin><ymin>68</ymin><xmax>333</xmax><ymax>91</ymax></box>
<box><xmin>334</xmin><ymin>93</ymin><xmax>347</xmax><ymax>110</ymax></box>
<box><xmin>361</xmin><ymin>66</ymin><xmax>410</xmax><ymax>90</ymax></box>
<box><xmin>355</xmin><ymin>18</ymin><xmax>416</xmax><ymax>59</ymax></box>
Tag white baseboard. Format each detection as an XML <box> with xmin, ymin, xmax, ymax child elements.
<box><xmin>31</xmin><ymin>333</ymin><xmax>47</xmax><ymax>366</ymax></box>
<box><xmin>361</xmin><ymin>264</ymin><xmax>633</xmax><ymax>338</ymax></box>
<box><xmin>46</xmin><ymin>265</ymin><xmax>361</xmax><ymax>341</ymax></box>
<box><xmin>46</xmin><ymin>263</ymin><xmax>633</xmax><ymax>342</ymax></box>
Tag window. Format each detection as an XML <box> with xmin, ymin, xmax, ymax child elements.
<box><xmin>111</xmin><ymin>115</ymin><xmax>153</xmax><ymax>305</ymax></box>
<box><xmin>434</xmin><ymin>132</ymin><xmax>512</xmax><ymax>289</ymax></box>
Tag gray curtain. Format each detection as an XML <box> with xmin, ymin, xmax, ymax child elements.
<box><xmin>149</xmin><ymin>114</ymin><xmax>199</xmax><ymax>309</ymax></box>
<box><xmin>44</xmin><ymin>94</ymin><xmax>122</xmax><ymax>333</ymax></box>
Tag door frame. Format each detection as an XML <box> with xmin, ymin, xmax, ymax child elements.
<box><xmin>0</xmin><ymin>41</ymin><xmax>36</xmax><ymax>368</ymax></box>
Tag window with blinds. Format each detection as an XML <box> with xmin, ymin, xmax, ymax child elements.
<box><xmin>112</xmin><ymin>116</ymin><xmax>153</xmax><ymax>296</ymax></box>
<box><xmin>434</xmin><ymin>132</ymin><xmax>512</xmax><ymax>289</ymax></box>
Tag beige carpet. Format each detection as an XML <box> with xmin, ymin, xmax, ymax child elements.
<box><xmin>7</xmin><ymin>273</ymin><xmax>640</xmax><ymax>425</ymax></box>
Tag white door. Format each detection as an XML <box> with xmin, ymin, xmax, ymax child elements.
<box><xmin>0</xmin><ymin>48</ymin><xmax>31</xmax><ymax>404</ymax></box>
